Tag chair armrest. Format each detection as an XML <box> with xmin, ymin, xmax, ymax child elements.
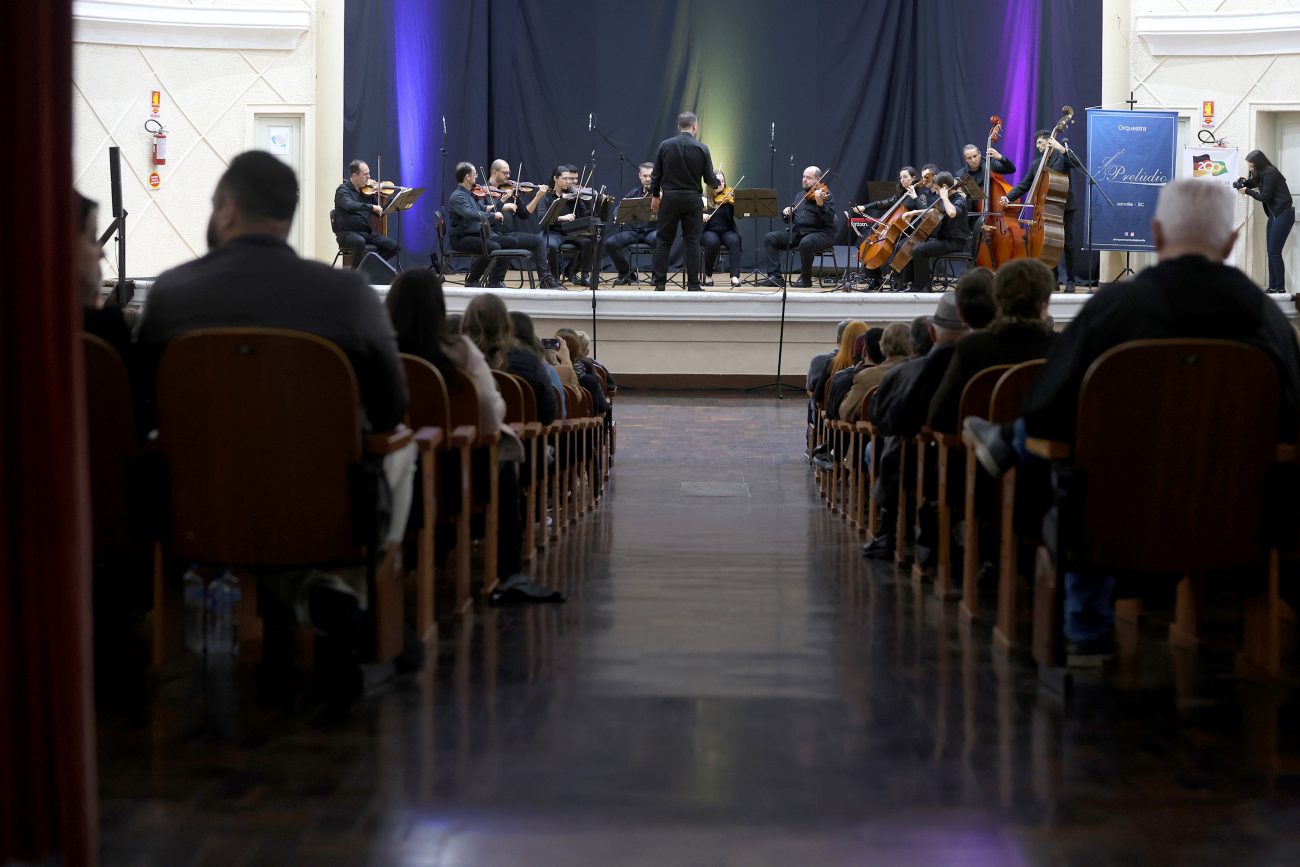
<box><xmin>414</xmin><ymin>426</ymin><xmax>443</xmax><ymax>449</ymax></box>
<box><xmin>477</xmin><ymin>428</ymin><xmax>502</xmax><ymax>447</ymax></box>
<box><xmin>1025</xmin><ymin>436</ymin><xmax>1070</xmax><ymax>460</ymax></box>
<box><xmin>366</xmin><ymin>424</ymin><xmax>414</xmax><ymax>455</ymax></box>
<box><xmin>855</xmin><ymin>421</ymin><xmax>872</xmax><ymax>434</ymax></box>
<box><xmin>449</xmin><ymin>425</ymin><xmax>477</xmax><ymax>448</ymax></box>
<box><xmin>933</xmin><ymin>431</ymin><xmax>961</xmax><ymax>448</ymax></box>
<box><xmin>916</xmin><ymin>427</ymin><xmax>934</xmax><ymax>445</ymax></box>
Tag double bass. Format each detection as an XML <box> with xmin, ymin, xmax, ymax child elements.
<box><xmin>973</xmin><ymin>115</ymin><xmax>1028</xmax><ymax>269</ymax></box>
<box><xmin>1019</xmin><ymin>106</ymin><xmax>1074</xmax><ymax>267</ymax></box>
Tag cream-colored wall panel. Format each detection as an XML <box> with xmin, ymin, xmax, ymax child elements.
<box><xmin>143</xmin><ymin>47</ymin><xmax>260</xmax><ymax>123</ymax></box>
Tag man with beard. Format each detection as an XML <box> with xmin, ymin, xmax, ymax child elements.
<box><xmin>134</xmin><ymin>150</ymin><xmax>413</xmax><ymax>658</ymax></box>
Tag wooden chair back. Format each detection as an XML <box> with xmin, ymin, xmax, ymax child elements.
<box><xmin>989</xmin><ymin>359</ymin><xmax>1045</xmax><ymax>423</ymax></box>
<box><xmin>156</xmin><ymin>328</ymin><xmax>361</xmax><ymax>566</ymax></box>
<box><xmin>954</xmin><ymin>365</ymin><xmax>1013</xmax><ymax>433</ymax></box>
<box><xmin>564</xmin><ymin>385</ymin><xmax>585</xmax><ymax>419</ymax></box>
<box><xmin>83</xmin><ymin>334</ymin><xmax>140</xmax><ymax>557</ymax></box>
<box><xmin>492</xmin><ymin>370</ymin><xmax>526</xmax><ymax>423</ymax></box>
<box><xmin>516</xmin><ymin>375</ymin><xmax>540</xmax><ymax>422</ymax></box>
<box><xmin>447</xmin><ymin>368</ymin><xmax>484</xmax><ymax>435</ymax></box>
<box><xmin>401</xmin><ymin>353</ymin><xmax>451</xmax><ymax>433</ymax></box>
<box><xmin>1072</xmin><ymin>339</ymin><xmax>1278</xmax><ymax>573</ymax></box>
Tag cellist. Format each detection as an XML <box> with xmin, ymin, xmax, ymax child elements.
<box><xmin>1000</xmin><ymin>129</ymin><xmax>1084</xmax><ymax>292</ymax></box>
<box><xmin>957</xmin><ymin>143</ymin><xmax>1015</xmax><ymax>189</ymax></box>
<box><xmin>853</xmin><ymin>166</ymin><xmax>925</xmax><ymax>218</ymax></box>
<box><xmin>863</xmin><ymin>172</ymin><xmax>969</xmax><ymax>293</ymax></box>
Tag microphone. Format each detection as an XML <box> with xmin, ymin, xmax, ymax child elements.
<box><xmin>589</xmin><ymin>113</ymin><xmax>593</xmax><ymax>132</ymax></box>
<box><xmin>770</xmin><ymin>122</ymin><xmax>775</xmax><ymax>143</ymax></box>
<box><xmin>441</xmin><ymin>116</ymin><xmax>446</xmax><ymax>135</ymax></box>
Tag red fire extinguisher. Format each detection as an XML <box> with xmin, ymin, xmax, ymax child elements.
<box><xmin>145</xmin><ymin>118</ymin><xmax>167</xmax><ymax>166</ymax></box>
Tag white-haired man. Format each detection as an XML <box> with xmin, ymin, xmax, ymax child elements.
<box><xmin>964</xmin><ymin>179</ymin><xmax>1300</xmax><ymax>658</ymax></box>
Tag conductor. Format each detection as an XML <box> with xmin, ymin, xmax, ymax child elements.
<box><xmin>649</xmin><ymin>111</ymin><xmax>720</xmax><ymax>291</ymax></box>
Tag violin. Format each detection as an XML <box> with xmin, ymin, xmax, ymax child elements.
<box><xmin>560</xmin><ymin>186</ymin><xmax>598</xmax><ymax>201</ymax></box>
<box><xmin>804</xmin><ymin>181</ymin><xmax>830</xmax><ymax>202</ymax></box>
<box><xmin>470</xmin><ymin>184</ymin><xmax>503</xmax><ymax>199</ymax></box>
<box><xmin>359</xmin><ymin>179</ymin><xmax>399</xmax><ymax>196</ymax></box>
<box><xmin>504</xmin><ymin>180</ymin><xmax>543</xmax><ymax>193</ymax></box>
<box><xmin>711</xmin><ymin>173</ymin><xmax>744</xmax><ymax>206</ymax></box>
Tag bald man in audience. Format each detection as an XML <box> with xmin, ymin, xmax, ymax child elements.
<box><xmin>964</xmin><ymin>179</ymin><xmax>1300</xmax><ymax>659</ymax></box>
<box><xmin>136</xmin><ymin>150</ymin><xmax>413</xmax><ymax>656</ymax></box>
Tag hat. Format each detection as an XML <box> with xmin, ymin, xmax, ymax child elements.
<box><xmin>932</xmin><ymin>292</ymin><xmax>963</xmax><ymax>329</ymax></box>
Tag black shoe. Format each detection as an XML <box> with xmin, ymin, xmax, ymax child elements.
<box><xmin>540</xmin><ymin>274</ymin><xmax>562</xmax><ymax>289</ymax></box>
<box><xmin>861</xmin><ymin>535</ymin><xmax>895</xmax><ymax>560</ymax></box>
<box><xmin>1267</xmin><ymin>287</ymin><xmax>1286</xmax><ymax>294</ymax></box>
<box><xmin>1064</xmin><ymin>280</ymin><xmax>1076</xmax><ymax>294</ymax></box>
<box><xmin>759</xmin><ymin>276</ymin><xmax>785</xmax><ymax>288</ymax></box>
<box><xmin>613</xmin><ymin>274</ymin><xmax>633</xmax><ymax>286</ymax></box>
<box><xmin>653</xmin><ymin>283</ymin><xmax>666</xmax><ymax>292</ymax></box>
<box><xmin>793</xmin><ymin>277</ymin><xmax>813</xmax><ymax>288</ymax></box>
<box><xmin>488</xmin><ymin>573</ymin><xmax>566</xmax><ymax>605</ymax></box>
<box><xmin>862</xmin><ymin>279</ymin><xmax>882</xmax><ymax>292</ymax></box>
<box><xmin>891</xmin><ymin>282</ymin><xmax>912</xmax><ymax>293</ymax></box>
<box><xmin>486</xmin><ymin>280</ymin><xmax>507</xmax><ymax>289</ymax></box>
<box><xmin>702</xmin><ymin>276</ymin><xmax>714</xmax><ymax>286</ymax></box>
<box><xmin>963</xmin><ymin>416</ymin><xmax>1017</xmax><ymax>477</ymax></box>
<box><xmin>687</xmin><ymin>285</ymin><xmax>705</xmax><ymax>292</ymax></box>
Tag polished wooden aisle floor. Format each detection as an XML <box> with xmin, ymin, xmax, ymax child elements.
<box><xmin>98</xmin><ymin>393</ymin><xmax>1300</xmax><ymax>866</ymax></box>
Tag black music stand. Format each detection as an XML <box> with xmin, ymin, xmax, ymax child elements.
<box><xmin>733</xmin><ymin>188</ymin><xmax>778</xmax><ymax>286</ymax></box>
<box><xmin>612</xmin><ymin>196</ymin><xmax>656</xmax><ymax>285</ymax></box>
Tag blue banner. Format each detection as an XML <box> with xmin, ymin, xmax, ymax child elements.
<box><xmin>1084</xmin><ymin>109</ymin><xmax>1178</xmax><ymax>252</ymax></box>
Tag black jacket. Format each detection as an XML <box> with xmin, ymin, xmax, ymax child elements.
<box><xmin>932</xmin><ymin>192</ymin><xmax>971</xmax><ymax>243</ymax></box>
<box><xmin>335</xmin><ymin>181</ymin><xmax>377</xmax><ymax>234</ymax></box>
<box><xmin>135</xmin><ymin>234</ymin><xmax>408</xmax><ymax>433</ymax></box>
<box><xmin>703</xmin><ymin>201</ymin><xmax>739</xmax><ymax>235</ymax></box>
<box><xmin>650</xmin><ymin>131</ymin><xmax>717</xmax><ymax>196</ymax></box>
<box><xmin>1023</xmin><ymin>255</ymin><xmax>1300</xmax><ymax>441</ymax></box>
<box><xmin>926</xmin><ymin>319</ymin><xmax>1055</xmax><ymax>432</ymax></box>
<box><xmin>505</xmin><ymin>347</ymin><xmax>558</xmax><ymax>426</ymax></box>
<box><xmin>787</xmin><ymin>191</ymin><xmax>836</xmax><ymax>235</ymax></box>
<box><xmin>1006</xmin><ymin>147</ymin><xmax>1083</xmax><ymax>212</ymax></box>
<box><xmin>870</xmin><ymin>341</ymin><xmax>960</xmax><ymax>438</ymax></box>
<box><xmin>448</xmin><ymin>186</ymin><xmax>492</xmax><ymax>242</ymax></box>
<box><xmin>958</xmin><ymin>155</ymin><xmax>1016</xmax><ymax>189</ymax></box>
<box><xmin>537</xmin><ymin>189</ymin><xmax>591</xmax><ymax>233</ymax></box>
<box><xmin>1244</xmin><ymin>166</ymin><xmax>1294</xmax><ymax>219</ymax></box>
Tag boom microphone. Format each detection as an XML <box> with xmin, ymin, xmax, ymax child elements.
<box><xmin>441</xmin><ymin>115</ymin><xmax>446</xmax><ymax>135</ymax></box>
<box><xmin>770</xmin><ymin>122</ymin><xmax>775</xmax><ymax>143</ymax></box>
<box><xmin>588</xmin><ymin>113</ymin><xmax>593</xmax><ymax>133</ymax></box>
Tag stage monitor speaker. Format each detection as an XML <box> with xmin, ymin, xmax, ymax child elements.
<box><xmin>357</xmin><ymin>251</ymin><xmax>397</xmax><ymax>285</ymax></box>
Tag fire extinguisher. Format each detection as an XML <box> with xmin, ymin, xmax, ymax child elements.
<box><xmin>145</xmin><ymin>118</ymin><xmax>167</xmax><ymax>166</ymax></box>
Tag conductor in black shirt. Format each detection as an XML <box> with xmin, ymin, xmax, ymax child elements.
<box><xmin>649</xmin><ymin>111</ymin><xmax>720</xmax><ymax>292</ymax></box>
<box><xmin>334</xmin><ymin>159</ymin><xmax>400</xmax><ymax>267</ymax></box>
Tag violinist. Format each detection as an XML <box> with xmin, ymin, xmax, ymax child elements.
<box><xmin>761</xmin><ymin>165</ymin><xmax>835</xmax><ymax>289</ymax></box>
<box><xmin>701</xmin><ymin>170</ymin><xmax>743</xmax><ymax>287</ymax></box>
<box><xmin>605</xmin><ymin>162</ymin><xmax>658</xmax><ymax>285</ymax></box>
<box><xmin>486</xmin><ymin>159</ymin><xmax>562</xmax><ymax>289</ymax></box>
<box><xmin>537</xmin><ymin>164</ymin><xmax>596</xmax><ymax>284</ymax></box>
<box><xmin>334</xmin><ymin>159</ymin><xmax>400</xmax><ymax>268</ymax></box>
<box><xmin>1001</xmin><ymin>129</ymin><xmax>1083</xmax><ymax>292</ymax></box>
<box><xmin>649</xmin><ymin>111</ymin><xmax>719</xmax><ymax>292</ymax></box>
<box><xmin>446</xmin><ymin>161</ymin><xmax>509</xmax><ymax>288</ymax></box>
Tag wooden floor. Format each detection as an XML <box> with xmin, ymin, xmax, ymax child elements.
<box><xmin>97</xmin><ymin>392</ymin><xmax>1300</xmax><ymax>866</ymax></box>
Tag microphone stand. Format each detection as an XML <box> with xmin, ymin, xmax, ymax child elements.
<box><xmin>591</xmin><ymin>116</ymin><xmax>639</xmax><ymax>203</ymax></box>
<box><xmin>1066</xmin><ymin>141</ymin><xmax>1118</xmax><ymax>286</ymax></box>
<box><xmin>438</xmin><ymin>116</ymin><xmax>448</xmax><ymax>271</ymax></box>
<box><xmin>748</xmin><ymin>154</ymin><xmax>797</xmax><ymax>399</ymax></box>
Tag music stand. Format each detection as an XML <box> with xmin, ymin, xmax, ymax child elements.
<box><xmin>614</xmin><ymin>196</ymin><xmax>655</xmax><ymax>226</ymax></box>
<box><xmin>732</xmin><ymin>188</ymin><xmax>778</xmax><ymax>286</ymax></box>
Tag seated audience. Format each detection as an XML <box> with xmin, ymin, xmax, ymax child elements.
<box><xmin>78</xmin><ymin>192</ymin><xmax>130</xmax><ymax>357</ymax></box>
<box><xmin>826</xmin><ymin>327</ymin><xmax>882</xmax><ymax>422</ymax></box>
<box><xmin>841</xmin><ymin>322</ymin><xmax>913</xmax><ymax>422</ymax></box>
<box><xmin>556</xmin><ymin>328</ymin><xmax>611</xmax><ymax>415</ymax></box>
<box><xmin>811</xmin><ymin>320</ymin><xmax>868</xmax><ymax>409</ymax></box>
<box><xmin>964</xmin><ymin>180</ymin><xmax>1300</xmax><ymax>658</ymax></box>
<box><xmin>510</xmin><ymin>311</ymin><xmax>566</xmax><ymax>418</ymax></box>
<box><xmin>386</xmin><ymin>272</ymin><xmax>562</xmax><ymax>604</ymax></box>
<box><xmin>926</xmin><ymin>258</ymin><xmax>1056</xmax><ymax>432</ymax></box>
<box><xmin>807</xmin><ymin>319</ymin><xmax>852</xmax><ymax>424</ymax></box>
<box><xmin>135</xmin><ymin>150</ymin><xmax>414</xmax><ymax>649</ymax></box>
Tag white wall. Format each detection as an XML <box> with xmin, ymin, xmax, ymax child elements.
<box><xmin>1128</xmin><ymin>0</ymin><xmax>1300</xmax><ymax>290</ymax></box>
<box><xmin>72</xmin><ymin>0</ymin><xmax>343</xmax><ymax>279</ymax></box>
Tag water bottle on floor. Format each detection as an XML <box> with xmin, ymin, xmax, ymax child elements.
<box><xmin>182</xmin><ymin>564</ymin><xmax>205</xmax><ymax>654</ymax></box>
<box><xmin>206</xmin><ymin>570</ymin><xmax>241</xmax><ymax>655</ymax></box>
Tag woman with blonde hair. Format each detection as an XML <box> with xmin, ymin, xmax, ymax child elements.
<box><xmin>811</xmin><ymin>319</ymin><xmax>866</xmax><ymax>406</ymax></box>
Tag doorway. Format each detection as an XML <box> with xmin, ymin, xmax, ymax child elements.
<box><xmin>1250</xmin><ymin>109</ymin><xmax>1300</xmax><ymax>293</ymax></box>
<box><xmin>253</xmin><ymin>112</ymin><xmax>305</xmax><ymax>254</ymax></box>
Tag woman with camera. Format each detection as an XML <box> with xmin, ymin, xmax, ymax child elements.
<box><xmin>1237</xmin><ymin>149</ymin><xmax>1295</xmax><ymax>293</ymax></box>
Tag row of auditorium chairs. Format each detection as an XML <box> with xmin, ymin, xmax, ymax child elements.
<box><xmin>810</xmin><ymin>339</ymin><xmax>1293</xmax><ymax>683</ymax></box>
<box><xmin>83</xmin><ymin>328</ymin><xmax>612</xmax><ymax>674</ymax></box>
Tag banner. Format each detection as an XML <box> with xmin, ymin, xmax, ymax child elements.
<box><xmin>1084</xmin><ymin>109</ymin><xmax>1178</xmax><ymax>252</ymax></box>
<box><xmin>1181</xmin><ymin>145</ymin><xmax>1239</xmax><ymax>188</ymax></box>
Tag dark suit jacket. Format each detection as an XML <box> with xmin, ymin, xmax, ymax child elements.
<box><xmin>135</xmin><ymin>234</ymin><xmax>408</xmax><ymax>432</ymax></box>
<box><xmin>1023</xmin><ymin>255</ymin><xmax>1300</xmax><ymax>441</ymax></box>
<box><xmin>927</xmin><ymin>319</ymin><xmax>1055</xmax><ymax>432</ymax></box>
<box><xmin>869</xmin><ymin>341</ymin><xmax>959</xmax><ymax>438</ymax></box>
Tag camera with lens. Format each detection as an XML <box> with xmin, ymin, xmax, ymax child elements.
<box><xmin>1232</xmin><ymin>177</ymin><xmax>1249</xmax><ymax>190</ymax></box>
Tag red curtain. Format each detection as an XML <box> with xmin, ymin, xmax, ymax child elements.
<box><xmin>0</xmin><ymin>0</ymin><xmax>99</xmax><ymax>863</ymax></box>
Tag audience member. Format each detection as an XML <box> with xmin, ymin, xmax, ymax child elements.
<box><xmin>386</xmin><ymin>272</ymin><xmax>563</xmax><ymax>605</ymax></box>
<box><xmin>136</xmin><ymin>150</ymin><xmax>414</xmax><ymax>648</ymax></box>
<box><xmin>510</xmin><ymin>311</ymin><xmax>566</xmax><ymax>418</ymax></box>
<box><xmin>841</xmin><ymin>322</ymin><xmax>912</xmax><ymax>422</ymax></box>
<box><xmin>826</xmin><ymin>327</ymin><xmax>881</xmax><ymax>422</ymax></box>
<box><xmin>77</xmin><ymin>192</ymin><xmax>130</xmax><ymax>357</ymax></box>
<box><xmin>812</xmin><ymin>320</ymin><xmax>868</xmax><ymax>408</ymax></box>
<box><xmin>556</xmin><ymin>328</ymin><xmax>611</xmax><ymax>414</ymax></box>
<box><xmin>910</xmin><ymin>315</ymin><xmax>935</xmax><ymax>356</ymax></box>
<box><xmin>807</xmin><ymin>319</ymin><xmax>852</xmax><ymax>424</ymax></box>
<box><xmin>926</xmin><ymin>258</ymin><xmax>1055</xmax><ymax>432</ymax></box>
<box><xmin>964</xmin><ymin>180</ymin><xmax>1300</xmax><ymax>658</ymax></box>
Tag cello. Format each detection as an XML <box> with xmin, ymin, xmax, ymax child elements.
<box><xmin>1019</xmin><ymin>106</ymin><xmax>1074</xmax><ymax>267</ymax></box>
<box><xmin>973</xmin><ymin>115</ymin><xmax>1028</xmax><ymax>269</ymax></box>
<box><xmin>856</xmin><ymin>179</ymin><xmax>925</xmax><ymax>269</ymax></box>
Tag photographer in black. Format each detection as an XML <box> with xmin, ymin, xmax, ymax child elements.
<box><xmin>1236</xmin><ymin>149</ymin><xmax>1295</xmax><ymax>293</ymax></box>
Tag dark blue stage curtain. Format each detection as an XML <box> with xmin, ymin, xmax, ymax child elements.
<box><xmin>344</xmin><ymin>0</ymin><xmax>1102</xmax><ymax>263</ymax></box>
